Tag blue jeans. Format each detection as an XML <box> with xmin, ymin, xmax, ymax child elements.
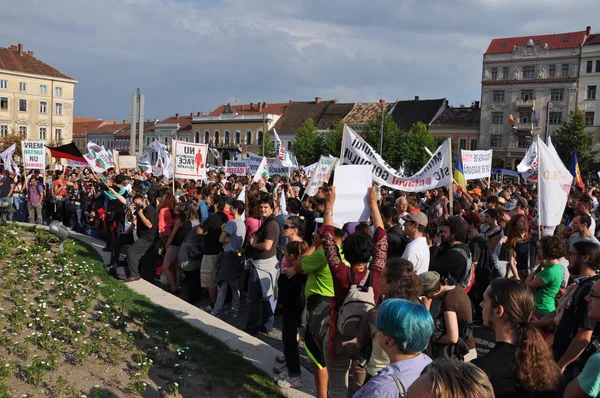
<box><xmin>245</xmin><ymin>267</ymin><xmax>274</xmax><ymax>333</ymax></box>
<box><xmin>71</xmin><ymin>206</ymin><xmax>83</xmax><ymax>231</ymax></box>
<box><xmin>13</xmin><ymin>195</ymin><xmax>25</xmax><ymax>222</ymax></box>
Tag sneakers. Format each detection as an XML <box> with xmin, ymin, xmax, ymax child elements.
<box><xmin>277</xmin><ymin>376</ymin><xmax>302</xmax><ymax>389</ymax></box>
<box><xmin>224</xmin><ymin>307</ymin><xmax>239</xmax><ymax>318</ymax></box>
<box><xmin>209</xmin><ymin>310</ymin><xmax>222</xmax><ymax>318</ymax></box>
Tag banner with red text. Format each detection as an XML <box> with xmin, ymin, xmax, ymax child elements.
<box><xmin>225</xmin><ymin>160</ymin><xmax>250</xmax><ymax>176</ymax></box>
<box><xmin>460</xmin><ymin>150</ymin><xmax>492</xmax><ymax>180</ymax></box>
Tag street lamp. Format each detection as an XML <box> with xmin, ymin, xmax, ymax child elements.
<box><xmin>49</xmin><ymin>220</ymin><xmax>69</xmax><ymax>252</ymax></box>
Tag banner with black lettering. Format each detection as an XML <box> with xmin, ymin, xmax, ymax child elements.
<box><xmin>173</xmin><ymin>141</ymin><xmax>208</xmax><ymax>180</ymax></box>
<box><xmin>22</xmin><ymin>141</ymin><xmax>45</xmax><ymax>170</ymax></box>
<box><xmin>342</xmin><ymin>126</ymin><xmax>451</xmax><ymax>192</ymax></box>
<box><xmin>460</xmin><ymin>150</ymin><xmax>492</xmax><ymax>180</ymax></box>
<box><xmin>225</xmin><ymin>160</ymin><xmax>250</xmax><ymax>176</ymax></box>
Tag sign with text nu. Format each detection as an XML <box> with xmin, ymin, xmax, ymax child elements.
<box><xmin>22</xmin><ymin>141</ymin><xmax>45</xmax><ymax>170</ymax></box>
<box><xmin>174</xmin><ymin>141</ymin><xmax>208</xmax><ymax>180</ymax></box>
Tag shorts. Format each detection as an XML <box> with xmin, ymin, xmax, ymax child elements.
<box><xmin>201</xmin><ymin>254</ymin><xmax>219</xmax><ymax>288</ymax></box>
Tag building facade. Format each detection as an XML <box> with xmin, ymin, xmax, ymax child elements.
<box><xmin>480</xmin><ymin>28</ymin><xmax>591</xmax><ymax>169</ymax></box>
<box><xmin>0</xmin><ymin>44</ymin><xmax>77</xmax><ymax>145</ymax></box>
<box><xmin>430</xmin><ymin>101</ymin><xmax>481</xmax><ymax>151</ymax></box>
<box><xmin>579</xmin><ymin>33</ymin><xmax>600</xmax><ymax>156</ymax></box>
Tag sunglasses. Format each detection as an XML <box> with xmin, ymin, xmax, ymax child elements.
<box><xmin>282</xmin><ymin>224</ymin><xmax>295</xmax><ymax>230</ymax></box>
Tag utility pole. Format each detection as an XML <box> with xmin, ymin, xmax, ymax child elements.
<box><xmin>379</xmin><ymin>100</ymin><xmax>385</xmax><ymax>154</ymax></box>
<box><xmin>262</xmin><ymin>113</ymin><xmax>266</xmax><ymax>155</ymax></box>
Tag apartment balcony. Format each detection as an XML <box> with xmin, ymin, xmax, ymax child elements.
<box><xmin>515</xmin><ymin>122</ymin><xmax>533</xmax><ymax>132</ymax></box>
<box><xmin>516</xmin><ymin>99</ymin><xmax>535</xmax><ymax>109</ymax></box>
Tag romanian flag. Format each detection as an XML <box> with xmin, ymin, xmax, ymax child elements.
<box><xmin>569</xmin><ymin>151</ymin><xmax>586</xmax><ymax>192</ymax></box>
<box><xmin>45</xmin><ymin>142</ymin><xmax>86</xmax><ymax>163</ymax></box>
<box><xmin>509</xmin><ymin>114</ymin><xmax>515</xmax><ymax>126</ymax></box>
<box><xmin>453</xmin><ymin>154</ymin><xmax>467</xmax><ymax>189</ymax></box>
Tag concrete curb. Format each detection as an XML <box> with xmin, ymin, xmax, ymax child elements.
<box><xmin>22</xmin><ymin>223</ymin><xmax>316</xmax><ymax>398</ymax></box>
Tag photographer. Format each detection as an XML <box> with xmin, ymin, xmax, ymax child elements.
<box><xmin>120</xmin><ymin>194</ymin><xmax>157</xmax><ymax>282</ymax></box>
<box><xmin>97</xmin><ymin>174</ymin><xmax>128</xmax><ymax>252</ymax></box>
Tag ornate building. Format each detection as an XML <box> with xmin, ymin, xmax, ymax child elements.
<box><xmin>480</xmin><ymin>27</ymin><xmax>592</xmax><ymax>169</ymax></box>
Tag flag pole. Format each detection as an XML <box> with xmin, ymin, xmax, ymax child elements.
<box><xmin>172</xmin><ymin>139</ymin><xmax>175</xmax><ymax>195</ymax></box>
<box><xmin>447</xmin><ymin>138</ymin><xmax>453</xmax><ymax>216</ymax></box>
<box><xmin>340</xmin><ymin>124</ymin><xmax>347</xmax><ymax>162</ymax></box>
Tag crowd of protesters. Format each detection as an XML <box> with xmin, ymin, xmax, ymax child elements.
<box><xmin>2</xmin><ymin>163</ymin><xmax>600</xmax><ymax>398</ymax></box>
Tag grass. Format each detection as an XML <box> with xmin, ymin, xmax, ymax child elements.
<box><xmin>0</xmin><ymin>224</ymin><xmax>284</xmax><ymax>397</ymax></box>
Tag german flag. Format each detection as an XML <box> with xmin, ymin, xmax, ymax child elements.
<box><xmin>45</xmin><ymin>142</ymin><xmax>86</xmax><ymax>163</ymax></box>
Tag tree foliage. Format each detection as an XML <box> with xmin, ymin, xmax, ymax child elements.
<box><xmin>0</xmin><ymin>130</ymin><xmax>24</xmax><ymax>161</ymax></box>
<box><xmin>323</xmin><ymin>120</ymin><xmax>344</xmax><ymax>158</ymax></box>
<box><xmin>553</xmin><ymin>108</ymin><xmax>597</xmax><ymax>173</ymax></box>
<box><xmin>257</xmin><ymin>132</ymin><xmax>276</xmax><ymax>157</ymax></box>
<box><xmin>363</xmin><ymin>113</ymin><xmax>404</xmax><ymax>169</ymax></box>
<box><xmin>401</xmin><ymin>122</ymin><xmax>438</xmax><ymax>172</ymax></box>
<box><xmin>293</xmin><ymin>119</ymin><xmax>324</xmax><ymax>166</ymax></box>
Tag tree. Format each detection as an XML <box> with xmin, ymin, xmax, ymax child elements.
<box><xmin>323</xmin><ymin>120</ymin><xmax>344</xmax><ymax>158</ymax></box>
<box><xmin>293</xmin><ymin>119</ymin><xmax>324</xmax><ymax>166</ymax></box>
<box><xmin>0</xmin><ymin>129</ymin><xmax>24</xmax><ymax>162</ymax></box>
<box><xmin>363</xmin><ymin>113</ymin><xmax>404</xmax><ymax>169</ymax></box>
<box><xmin>401</xmin><ymin>122</ymin><xmax>438</xmax><ymax>172</ymax></box>
<box><xmin>553</xmin><ymin>108</ymin><xmax>597</xmax><ymax>173</ymax></box>
<box><xmin>257</xmin><ymin>132</ymin><xmax>276</xmax><ymax>157</ymax></box>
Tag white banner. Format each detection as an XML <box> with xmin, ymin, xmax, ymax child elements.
<box><xmin>517</xmin><ymin>140</ymin><xmax>538</xmax><ymax>181</ymax></box>
<box><xmin>66</xmin><ymin>158</ymin><xmax>87</xmax><ymax>168</ymax></box>
<box><xmin>225</xmin><ymin>160</ymin><xmax>250</xmax><ymax>176</ymax></box>
<box><xmin>22</xmin><ymin>141</ymin><xmax>45</xmax><ymax>170</ymax></box>
<box><xmin>248</xmin><ymin>153</ymin><xmax>263</xmax><ymax>174</ymax></box>
<box><xmin>253</xmin><ymin>156</ymin><xmax>269</xmax><ymax>182</ymax></box>
<box><xmin>537</xmin><ymin>137</ymin><xmax>572</xmax><ymax>227</ymax></box>
<box><xmin>342</xmin><ymin>126</ymin><xmax>451</xmax><ymax>192</ymax></box>
<box><xmin>174</xmin><ymin>141</ymin><xmax>208</xmax><ymax>180</ymax></box>
<box><xmin>267</xmin><ymin>157</ymin><xmax>289</xmax><ymax>176</ymax></box>
<box><xmin>460</xmin><ymin>150</ymin><xmax>492</xmax><ymax>180</ymax></box>
<box><xmin>305</xmin><ymin>155</ymin><xmax>338</xmax><ymax>197</ymax></box>
<box><xmin>118</xmin><ymin>155</ymin><xmax>137</xmax><ymax>169</ymax></box>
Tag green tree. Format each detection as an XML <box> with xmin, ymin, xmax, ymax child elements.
<box><xmin>401</xmin><ymin>122</ymin><xmax>438</xmax><ymax>172</ymax></box>
<box><xmin>363</xmin><ymin>113</ymin><xmax>404</xmax><ymax>169</ymax></box>
<box><xmin>293</xmin><ymin>119</ymin><xmax>324</xmax><ymax>166</ymax></box>
<box><xmin>257</xmin><ymin>132</ymin><xmax>276</xmax><ymax>157</ymax></box>
<box><xmin>323</xmin><ymin>120</ymin><xmax>344</xmax><ymax>158</ymax></box>
<box><xmin>553</xmin><ymin>108</ymin><xmax>597</xmax><ymax>173</ymax></box>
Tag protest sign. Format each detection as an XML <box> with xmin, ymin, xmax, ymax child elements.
<box><xmin>118</xmin><ymin>155</ymin><xmax>137</xmax><ymax>169</ymax></box>
<box><xmin>173</xmin><ymin>141</ymin><xmax>208</xmax><ymax>180</ymax></box>
<box><xmin>267</xmin><ymin>157</ymin><xmax>289</xmax><ymax>176</ymax></box>
<box><xmin>342</xmin><ymin>126</ymin><xmax>451</xmax><ymax>192</ymax></box>
<box><xmin>537</xmin><ymin>136</ymin><xmax>572</xmax><ymax>227</ymax></box>
<box><xmin>21</xmin><ymin>141</ymin><xmax>45</xmax><ymax>170</ymax></box>
<box><xmin>248</xmin><ymin>153</ymin><xmax>263</xmax><ymax>174</ymax></box>
<box><xmin>460</xmin><ymin>150</ymin><xmax>492</xmax><ymax>180</ymax></box>
<box><xmin>225</xmin><ymin>160</ymin><xmax>250</xmax><ymax>176</ymax></box>
<box><xmin>305</xmin><ymin>155</ymin><xmax>338</xmax><ymax>197</ymax></box>
<box><xmin>333</xmin><ymin>165</ymin><xmax>372</xmax><ymax>224</ymax></box>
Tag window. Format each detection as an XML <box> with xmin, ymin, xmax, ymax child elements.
<box><xmin>587</xmin><ymin>85</ymin><xmax>597</xmax><ymax>100</ymax></box>
<box><xmin>246</xmin><ymin>131</ymin><xmax>252</xmax><ymax>145</ymax></box>
<box><xmin>194</xmin><ymin>131</ymin><xmax>200</xmax><ymax>143</ymax></box>
<box><xmin>55</xmin><ymin>87</ymin><xmax>62</xmax><ymax>96</ymax></box>
<box><xmin>518</xmin><ymin>136</ymin><xmax>531</xmax><ymax>148</ymax></box>
<box><xmin>520</xmin><ymin>90</ymin><xmax>533</xmax><ymax>101</ymax></box>
<box><xmin>224</xmin><ymin>131</ymin><xmax>230</xmax><ymax>144</ymax></box>
<box><xmin>235</xmin><ymin>131</ymin><xmax>241</xmax><ymax>144</ymax></box>
<box><xmin>550</xmin><ymin>89</ymin><xmax>564</xmax><ymax>101</ymax></box>
<box><xmin>585</xmin><ymin>112</ymin><xmax>595</xmax><ymax>127</ymax></box>
<box><xmin>19</xmin><ymin>99</ymin><xmax>27</xmax><ymax>112</ymax></box>
<box><xmin>596</xmin><ymin>60</ymin><xmax>600</xmax><ymax>73</ymax></box>
<box><xmin>549</xmin><ymin>64</ymin><xmax>556</xmax><ymax>78</ymax></box>
<box><xmin>55</xmin><ymin>129</ymin><xmax>62</xmax><ymax>142</ymax></box>
<box><xmin>459</xmin><ymin>138</ymin><xmax>467</xmax><ymax>150</ymax></box>
<box><xmin>257</xmin><ymin>131</ymin><xmax>263</xmax><ymax>146</ymax></box>
<box><xmin>549</xmin><ymin>112</ymin><xmax>562</xmax><ymax>124</ymax></box>
<box><xmin>288</xmin><ymin>141</ymin><xmax>293</xmax><ymax>150</ymax></box>
<box><xmin>492</xmin><ymin>112</ymin><xmax>503</xmax><ymax>125</ymax></box>
<box><xmin>204</xmin><ymin>131</ymin><xmax>210</xmax><ymax>144</ymax></box>
<box><xmin>523</xmin><ymin>66</ymin><xmax>535</xmax><ymax>79</ymax></box>
<box><xmin>490</xmin><ymin>135</ymin><xmax>501</xmax><ymax>147</ymax></box>
<box><xmin>163</xmin><ymin>137</ymin><xmax>168</xmax><ymax>145</ymax></box>
<box><xmin>588</xmin><ymin>61</ymin><xmax>594</xmax><ymax>73</ymax></box>
<box><xmin>519</xmin><ymin>111</ymin><xmax>532</xmax><ymax>123</ymax></box>
<box><xmin>214</xmin><ymin>131</ymin><xmax>220</xmax><ymax>145</ymax></box>
<box><xmin>39</xmin><ymin>101</ymin><xmax>47</xmax><ymax>114</ymax></box>
<box><xmin>146</xmin><ymin>137</ymin><xmax>150</xmax><ymax>146</ymax></box>
<box><xmin>561</xmin><ymin>64</ymin><xmax>569</xmax><ymax>77</ymax></box>
<box><xmin>19</xmin><ymin>82</ymin><xmax>26</xmax><ymax>92</ymax></box>
<box><xmin>19</xmin><ymin>126</ymin><xmax>27</xmax><ymax>138</ymax></box>
<box><xmin>493</xmin><ymin>90</ymin><xmax>504</xmax><ymax>102</ymax></box>
<box><xmin>470</xmin><ymin>139</ymin><xmax>478</xmax><ymax>150</ymax></box>
<box><xmin>40</xmin><ymin>85</ymin><xmax>47</xmax><ymax>94</ymax></box>
<box><xmin>39</xmin><ymin>127</ymin><xmax>46</xmax><ymax>140</ymax></box>
<box><xmin>0</xmin><ymin>125</ymin><xmax>7</xmax><ymax>137</ymax></box>
<box><xmin>0</xmin><ymin>97</ymin><xmax>7</xmax><ymax>111</ymax></box>
<box><xmin>491</xmin><ymin>68</ymin><xmax>498</xmax><ymax>80</ymax></box>
<box><xmin>502</xmin><ymin>67</ymin><xmax>509</xmax><ymax>80</ymax></box>
<box><xmin>55</xmin><ymin>103</ymin><xmax>62</xmax><ymax>115</ymax></box>
<box><xmin>0</xmin><ymin>80</ymin><xmax>7</xmax><ymax>90</ymax></box>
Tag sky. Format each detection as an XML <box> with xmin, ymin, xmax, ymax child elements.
<box><xmin>2</xmin><ymin>0</ymin><xmax>596</xmax><ymax>121</ymax></box>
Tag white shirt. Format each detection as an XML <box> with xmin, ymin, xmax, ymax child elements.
<box><xmin>401</xmin><ymin>236</ymin><xmax>430</xmax><ymax>275</ymax></box>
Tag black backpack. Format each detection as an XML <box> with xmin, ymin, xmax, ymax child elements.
<box><xmin>468</xmin><ymin>235</ymin><xmax>495</xmax><ymax>276</ymax></box>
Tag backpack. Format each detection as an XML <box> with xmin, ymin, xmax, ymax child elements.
<box><xmin>337</xmin><ymin>270</ymin><xmax>375</xmax><ymax>337</ymax></box>
<box><xmin>450</xmin><ymin>245</ymin><xmax>474</xmax><ymax>293</ymax></box>
<box><xmin>468</xmin><ymin>235</ymin><xmax>495</xmax><ymax>279</ymax></box>
<box><xmin>179</xmin><ymin>220</ymin><xmax>203</xmax><ymax>271</ymax></box>
<box><xmin>389</xmin><ymin>374</ymin><xmax>406</xmax><ymax>397</ymax></box>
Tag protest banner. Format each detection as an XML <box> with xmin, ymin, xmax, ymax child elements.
<box><xmin>267</xmin><ymin>157</ymin><xmax>289</xmax><ymax>176</ymax></box>
<box><xmin>118</xmin><ymin>155</ymin><xmax>137</xmax><ymax>169</ymax></box>
<box><xmin>341</xmin><ymin>126</ymin><xmax>451</xmax><ymax>192</ymax></box>
<box><xmin>247</xmin><ymin>153</ymin><xmax>263</xmax><ymax>174</ymax></box>
<box><xmin>21</xmin><ymin>141</ymin><xmax>45</xmax><ymax>170</ymax></box>
<box><xmin>537</xmin><ymin>136</ymin><xmax>572</xmax><ymax>226</ymax></box>
<box><xmin>517</xmin><ymin>140</ymin><xmax>538</xmax><ymax>181</ymax></box>
<box><xmin>305</xmin><ymin>155</ymin><xmax>338</xmax><ymax>197</ymax></box>
<box><xmin>173</xmin><ymin>141</ymin><xmax>208</xmax><ymax>180</ymax></box>
<box><xmin>333</xmin><ymin>165</ymin><xmax>372</xmax><ymax>224</ymax></box>
<box><xmin>460</xmin><ymin>150</ymin><xmax>492</xmax><ymax>180</ymax></box>
<box><xmin>65</xmin><ymin>158</ymin><xmax>87</xmax><ymax>168</ymax></box>
<box><xmin>225</xmin><ymin>160</ymin><xmax>250</xmax><ymax>176</ymax></box>
<box><xmin>253</xmin><ymin>156</ymin><xmax>269</xmax><ymax>182</ymax></box>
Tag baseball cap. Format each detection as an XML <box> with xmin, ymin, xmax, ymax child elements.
<box><xmin>468</xmin><ymin>188</ymin><xmax>482</xmax><ymax>197</ymax></box>
<box><xmin>402</xmin><ymin>212</ymin><xmax>428</xmax><ymax>227</ymax></box>
<box><xmin>420</xmin><ymin>271</ymin><xmax>441</xmax><ymax>295</ymax></box>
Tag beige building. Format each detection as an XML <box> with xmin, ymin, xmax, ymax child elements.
<box><xmin>579</xmin><ymin>33</ymin><xmax>600</xmax><ymax>156</ymax></box>
<box><xmin>480</xmin><ymin>28</ymin><xmax>592</xmax><ymax>169</ymax></box>
<box><xmin>0</xmin><ymin>44</ymin><xmax>77</xmax><ymax>145</ymax></box>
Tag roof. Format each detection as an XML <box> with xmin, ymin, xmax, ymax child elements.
<box><xmin>209</xmin><ymin>102</ymin><xmax>288</xmax><ymax>116</ymax></box>
<box><xmin>115</xmin><ymin>121</ymin><xmax>156</xmax><ymax>136</ymax></box>
<box><xmin>485</xmin><ymin>30</ymin><xmax>588</xmax><ymax>54</ymax></box>
<box><xmin>72</xmin><ymin>120</ymin><xmax>106</xmax><ymax>138</ymax></box>
<box><xmin>430</xmin><ymin>106</ymin><xmax>481</xmax><ymax>128</ymax></box>
<box><xmin>344</xmin><ymin>102</ymin><xmax>392</xmax><ymax>125</ymax></box>
<box><xmin>88</xmin><ymin>123</ymin><xmax>129</xmax><ymax>135</ymax></box>
<box><xmin>155</xmin><ymin>115</ymin><xmax>192</xmax><ymax>131</ymax></box>
<box><xmin>389</xmin><ymin>98</ymin><xmax>446</xmax><ymax>131</ymax></box>
<box><xmin>0</xmin><ymin>44</ymin><xmax>74</xmax><ymax>80</ymax></box>
<box><xmin>272</xmin><ymin>100</ymin><xmax>353</xmax><ymax>133</ymax></box>
<box><xmin>585</xmin><ymin>33</ymin><xmax>600</xmax><ymax>46</ymax></box>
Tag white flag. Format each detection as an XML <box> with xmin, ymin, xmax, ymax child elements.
<box><xmin>150</xmin><ymin>140</ymin><xmax>172</xmax><ymax>179</ymax></box>
<box><xmin>0</xmin><ymin>144</ymin><xmax>19</xmax><ymax>176</ymax></box>
<box><xmin>537</xmin><ymin>136</ymin><xmax>572</xmax><ymax>227</ymax></box>
<box><xmin>517</xmin><ymin>140</ymin><xmax>538</xmax><ymax>181</ymax></box>
<box><xmin>273</xmin><ymin>129</ymin><xmax>285</xmax><ymax>163</ymax></box>
<box><xmin>252</xmin><ymin>156</ymin><xmax>269</xmax><ymax>182</ymax></box>
<box><xmin>86</xmin><ymin>141</ymin><xmax>112</xmax><ymax>172</ymax></box>
<box><xmin>137</xmin><ymin>153</ymin><xmax>152</xmax><ymax>175</ymax></box>
<box><xmin>305</xmin><ymin>155</ymin><xmax>338</xmax><ymax>197</ymax></box>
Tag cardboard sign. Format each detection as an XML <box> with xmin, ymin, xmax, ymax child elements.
<box><xmin>225</xmin><ymin>160</ymin><xmax>250</xmax><ymax>176</ymax></box>
<box><xmin>22</xmin><ymin>141</ymin><xmax>45</xmax><ymax>170</ymax></box>
<box><xmin>332</xmin><ymin>165</ymin><xmax>372</xmax><ymax>224</ymax></box>
<box><xmin>174</xmin><ymin>141</ymin><xmax>208</xmax><ymax>180</ymax></box>
<box><xmin>460</xmin><ymin>150</ymin><xmax>492</xmax><ymax>180</ymax></box>
<box><xmin>118</xmin><ymin>155</ymin><xmax>137</xmax><ymax>169</ymax></box>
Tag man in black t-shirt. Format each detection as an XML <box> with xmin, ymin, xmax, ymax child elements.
<box><xmin>123</xmin><ymin>194</ymin><xmax>157</xmax><ymax>282</ymax></box>
<box><xmin>101</xmin><ymin>174</ymin><xmax>129</xmax><ymax>252</ymax></box>
<box><xmin>0</xmin><ymin>170</ymin><xmax>15</xmax><ymax>222</ymax></box>
<box><xmin>431</xmin><ymin>216</ymin><xmax>470</xmax><ymax>286</ymax></box>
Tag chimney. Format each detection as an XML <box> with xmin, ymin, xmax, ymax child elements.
<box><xmin>263</xmin><ymin>102</ymin><xmax>267</xmax><ymax>108</ymax></box>
<box><xmin>175</xmin><ymin>113</ymin><xmax>179</xmax><ymax>119</ymax></box>
<box><xmin>197</xmin><ymin>112</ymin><xmax>203</xmax><ymax>116</ymax></box>
<box><xmin>250</xmin><ymin>102</ymin><xmax>254</xmax><ymax>110</ymax></box>
<box><xmin>587</xmin><ymin>26</ymin><xmax>592</xmax><ymax>36</ymax></box>
<box><xmin>289</xmin><ymin>100</ymin><xmax>293</xmax><ymax>104</ymax></box>
<box><xmin>315</xmin><ymin>97</ymin><xmax>321</xmax><ymax>104</ymax></box>
<box><xmin>190</xmin><ymin>112</ymin><xmax>193</xmax><ymax>118</ymax></box>
<box><xmin>241</xmin><ymin>104</ymin><xmax>245</xmax><ymax>111</ymax></box>
<box><xmin>17</xmin><ymin>44</ymin><xmax>23</xmax><ymax>56</ymax></box>
<box><xmin>9</xmin><ymin>45</ymin><xmax>16</xmax><ymax>50</ymax></box>
<box><xmin>414</xmin><ymin>96</ymin><xmax>420</xmax><ymax>101</ymax></box>
<box><xmin>474</xmin><ymin>101</ymin><xmax>480</xmax><ymax>109</ymax></box>
<box><xmin>26</xmin><ymin>51</ymin><xmax>34</xmax><ymax>57</ymax></box>
<box><xmin>259</xmin><ymin>102</ymin><xmax>263</xmax><ymax>111</ymax></box>
<box><xmin>378</xmin><ymin>99</ymin><xmax>385</xmax><ymax>106</ymax></box>
<box><xmin>332</xmin><ymin>99</ymin><xmax>339</xmax><ymax>104</ymax></box>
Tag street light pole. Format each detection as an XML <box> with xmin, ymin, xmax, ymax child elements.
<box><xmin>379</xmin><ymin>103</ymin><xmax>384</xmax><ymax>154</ymax></box>
<box><xmin>262</xmin><ymin>113</ymin><xmax>266</xmax><ymax>155</ymax></box>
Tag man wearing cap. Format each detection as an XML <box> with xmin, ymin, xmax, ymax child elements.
<box><xmin>402</xmin><ymin>212</ymin><xmax>430</xmax><ymax>275</ymax></box>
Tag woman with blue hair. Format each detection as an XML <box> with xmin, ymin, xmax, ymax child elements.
<box><xmin>353</xmin><ymin>298</ymin><xmax>434</xmax><ymax>397</ymax></box>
